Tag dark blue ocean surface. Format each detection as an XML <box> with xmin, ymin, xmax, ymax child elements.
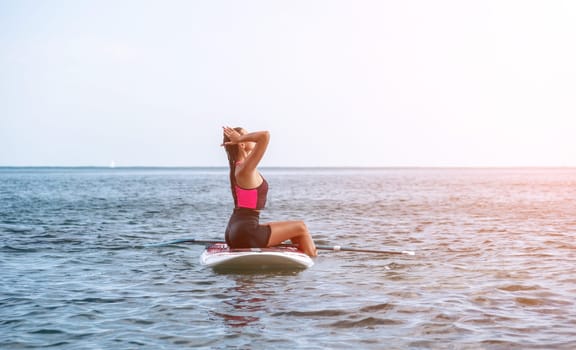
<box><xmin>1</xmin><ymin>167</ymin><xmax>575</xmax><ymax>349</ymax></box>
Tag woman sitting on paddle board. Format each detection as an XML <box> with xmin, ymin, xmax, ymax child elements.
<box><xmin>222</xmin><ymin>126</ymin><xmax>317</xmax><ymax>257</ymax></box>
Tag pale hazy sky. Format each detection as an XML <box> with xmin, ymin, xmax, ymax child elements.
<box><xmin>1</xmin><ymin>0</ymin><xmax>575</xmax><ymax>167</ymax></box>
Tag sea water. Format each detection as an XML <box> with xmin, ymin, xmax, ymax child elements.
<box><xmin>1</xmin><ymin>167</ymin><xmax>575</xmax><ymax>349</ymax></box>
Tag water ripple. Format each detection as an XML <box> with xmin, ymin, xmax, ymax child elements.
<box><xmin>1</xmin><ymin>167</ymin><xmax>576</xmax><ymax>349</ymax></box>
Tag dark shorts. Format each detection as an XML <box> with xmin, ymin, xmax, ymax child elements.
<box><xmin>225</xmin><ymin>208</ymin><xmax>272</xmax><ymax>249</ymax></box>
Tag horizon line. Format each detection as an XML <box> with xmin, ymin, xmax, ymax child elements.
<box><xmin>1</xmin><ymin>165</ymin><xmax>576</xmax><ymax>169</ymax></box>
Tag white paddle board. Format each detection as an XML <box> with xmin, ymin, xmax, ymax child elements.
<box><xmin>200</xmin><ymin>243</ymin><xmax>314</xmax><ymax>270</ymax></box>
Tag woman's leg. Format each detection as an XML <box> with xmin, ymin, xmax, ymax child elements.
<box><xmin>267</xmin><ymin>221</ymin><xmax>317</xmax><ymax>257</ymax></box>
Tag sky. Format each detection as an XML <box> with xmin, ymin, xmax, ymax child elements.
<box><xmin>1</xmin><ymin>0</ymin><xmax>575</xmax><ymax>167</ymax></box>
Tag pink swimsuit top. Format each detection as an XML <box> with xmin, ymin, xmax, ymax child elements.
<box><xmin>234</xmin><ymin>178</ymin><xmax>268</xmax><ymax>210</ymax></box>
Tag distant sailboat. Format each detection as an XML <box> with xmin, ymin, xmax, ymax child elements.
<box><xmin>109</xmin><ymin>161</ymin><xmax>116</xmax><ymax>168</ymax></box>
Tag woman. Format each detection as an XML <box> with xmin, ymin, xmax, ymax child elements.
<box><xmin>222</xmin><ymin>126</ymin><xmax>317</xmax><ymax>257</ymax></box>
